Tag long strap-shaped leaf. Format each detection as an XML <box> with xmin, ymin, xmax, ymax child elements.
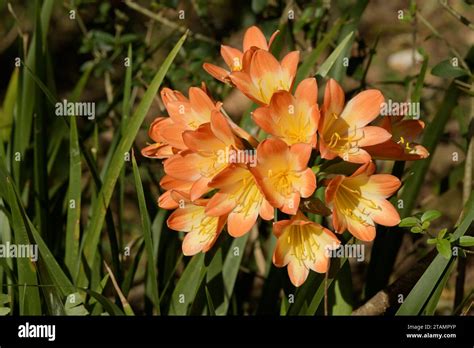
<box><xmin>79</xmin><ymin>33</ymin><xmax>188</xmax><ymax>282</ymax></box>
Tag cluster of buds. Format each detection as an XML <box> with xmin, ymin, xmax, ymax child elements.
<box><xmin>141</xmin><ymin>26</ymin><xmax>429</xmax><ymax>286</ymax></box>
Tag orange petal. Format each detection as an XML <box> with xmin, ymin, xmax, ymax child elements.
<box><xmin>164</xmin><ymin>152</ymin><xmax>201</xmax><ymax>181</ymax></box>
<box><xmin>295</xmin><ymin>78</ymin><xmax>318</xmax><ymax>106</ymax></box>
<box><xmin>371</xmin><ymin>199</ymin><xmax>401</xmax><ymax>226</ymax></box>
<box><xmin>340</xmin><ymin>90</ymin><xmax>384</xmax><ymax>128</ymax></box>
<box><xmin>280</xmin><ymin>51</ymin><xmax>299</xmax><ymax>86</ymax></box>
<box><xmin>347</xmin><ymin>220</ymin><xmax>376</xmax><ymax>241</ymax></box>
<box><xmin>190</xmin><ymin>177</ymin><xmax>211</xmax><ymax>201</ymax></box>
<box><xmin>293</xmin><ymin>168</ymin><xmax>316</xmax><ymax>198</ymax></box>
<box><xmin>311</xmin><ymin>256</ymin><xmax>329</xmax><ymax>273</ymax></box>
<box><xmin>205</xmin><ymin>192</ymin><xmax>237</xmax><ymax>217</ymax></box>
<box><xmin>363</xmin><ymin>173</ymin><xmax>401</xmax><ymax>197</ymax></box>
<box><xmin>227</xmin><ymin>210</ymin><xmax>258</xmax><ymax>237</ymax></box>
<box><xmin>203</xmin><ymin>63</ymin><xmax>230</xmax><ymax>83</ymax></box>
<box><xmin>325</xmin><ymin>175</ymin><xmax>344</xmax><ymax>204</ymax></box>
<box><xmin>167</xmin><ymin>205</ymin><xmax>202</xmax><ymax>232</ymax></box>
<box><xmin>272</xmin><ymin>232</ymin><xmax>292</xmax><ymax>266</ymax></box>
<box><xmin>356</xmin><ymin>126</ymin><xmax>392</xmax><ymax>147</ymax></box>
<box><xmin>243</xmin><ymin>26</ymin><xmax>268</xmax><ymax>51</ymax></box>
<box><xmin>289</xmin><ymin>143</ymin><xmax>312</xmax><ymax>171</ymax></box>
<box><xmin>288</xmin><ymin>261</ymin><xmax>309</xmax><ymax>287</ymax></box>
<box><xmin>259</xmin><ymin>199</ymin><xmax>274</xmax><ymax>220</ymax></box>
<box><xmin>221</xmin><ymin>45</ymin><xmax>243</xmax><ymax>70</ymax></box>
<box><xmin>323</xmin><ymin>79</ymin><xmax>345</xmax><ymax>117</ymax></box>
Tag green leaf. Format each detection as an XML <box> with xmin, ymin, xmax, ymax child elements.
<box><xmin>459</xmin><ymin>236</ymin><xmax>474</xmax><ymax>247</ymax></box>
<box><xmin>427</xmin><ymin>238</ymin><xmax>437</xmax><ymax>245</ymax></box>
<box><xmin>205</xmin><ymin>286</ymin><xmax>216</xmax><ymax>316</ymax></box>
<box><xmin>80</xmin><ymin>32</ymin><xmax>187</xmax><ymax>282</ymax></box>
<box><xmin>438</xmin><ymin>228</ymin><xmax>447</xmax><ymax>239</ymax></box>
<box><xmin>411</xmin><ymin>226</ymin><xmax>423</xmax><ymax>233</ymax></box>
<box><xmin>399</xmin><ymin>217</ymin><xmax>419</xmax><ymax>227</ymax></box>
<box><xmin>421</xmin><ymin>210</ymin><xmax>442</xmax><ymax>223</ymax></box>
<box><xmin>65</xmin><ymin>117</ymin><xmax>82</xmax><ymax>279</ymax></box>
<box><xmin>436</xmin><ymin>239</ymin><xmax>452</xmax><ymax>259</ymax></box>
<box><xmin>421</xmin><ymin>221</ymin><xmax>430</xmax><ymax>230</ymax></box>
<box><xmin>215</xmin><ymin>234</ymin><xmax>249</xmax><ymax>315</ymax></box>
<box><xmin>169</xmin><ymin>253</ymin><xmax>206</xmax><ymax>315</ymax></box>
<box><xmin>132</xmin><ymin>153</ymin><xmax>160</xmax><ymax>313</ymax></box>
<box><xmin>65</xmin><ymin>292</ymin><xmax>89</xmax><ymax>316</ymax></box>
<box><xmin>0</xmin><ymin>68</ymin><xmax>18</xmax><ymax>142</ymax></box>
<box><xmin>431</xmin><ymin>59</ymin><xmax>469</xmax><ymax>79</ymax></box>
<box><xmin>317</xmin><ymin>31</ymin><xmax>354</xmax><ymax>78</ymax></box>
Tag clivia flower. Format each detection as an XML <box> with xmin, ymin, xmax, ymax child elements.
<box><xmin>273</xmin><ymin>211</ymin><xmax>340</xmax><ymax>287</ymax></box>
<box><xmin>363</xmin><ymin>116</ymin><xmax>429</xmax><ymax>160</ymax></box>
<box><xmin>251</xmin><ymin>138</ymin><xmax>316</xmax><ymax>215</ymax></box>
<box><xmin>167</xmin><ymin>191</ymin><xmax>227</xmax><ymax>256</ymax></box>
<box><xmin>318</xmin><ymin>79</ymin><xmax>392</xmax><ymax>163</ymax></box>
<box><xmin>252</xmin><ymin>78</ymin><xmax>319</xmax><ymax>147</ymax></box>
<box><xmin>164</xmin><ymin>110</ymin><xmax>246</xmax><ymax>200</ymax></box>
<box><xmin>203</xmin><ymin>26</ymin><xmax>279</xmax><ymax>84</ymax></box>
<box><xmin>325</xmin><ymin>162</ymin><xmax>401</xmax><ymax>241</ymax></box>
<box><xmin>141</xmin><ymin>85</ymin><xmax>220</xmax><ymax>159</ymax></box>
<box><xmin>229</xmin><ymin>49</ymin><xmax>300</xmax><ymax>106</ymax></box>
<box><xmin>205</xmin><ymin>164</ymin><xmax>274</xmax><ymax>237</ymax></box>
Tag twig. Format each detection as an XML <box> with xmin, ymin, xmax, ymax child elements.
<box><xmin>439</xmin><ymin>0</ymin><xmax>474</xmax><ymax>31</ymax></box>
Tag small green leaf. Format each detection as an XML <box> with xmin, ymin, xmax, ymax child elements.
<box><xmin>459</xmin><ymin>236</ymin><xmax>474</xmax><ymax>247</ymax></box>
<box><xmin>421</xmin><ymin>210</ymin><xmax>442</xmax><ymax>223</ymax></box>
<box><xmin>399</xmin><ymin>217</ymin><xmax>419</xmax><ymax>227</ymax></box>
<box><xmin>438</xmin><ymin>228</ymin><xmax>447</xmax><ymax>240</ymax></box>
<box><xmin>317</xmin><ymin>31</ymin><xmax>353</xmax><ymax>78</ymax></box>
<box><xmin>431</xmin><ymin>59</ymin><xmax>468</xmax><ymax>79</ymax></box>
<box><xmin>427</xmin><ymin>238</ymin><xmax>437</xmax><ymax>245</ymax></box>
<box><xmin>421</xmin><ymin>221</ymin><xmax>430</xmax><ymax>230</ymax></box>
<box><xmin>411</xmin><ymin>226</ymin><xmax>423</xmax><ymax>233</ymax></box>
<box><xmin>0</xmin><ymin>307</ymin><xmax>10</xmax><ymax>316</ymax></box>
<box><xmin>436</xmin><ymin>239</ymin><xmax>452</xmax><ymax>259</ymax></box>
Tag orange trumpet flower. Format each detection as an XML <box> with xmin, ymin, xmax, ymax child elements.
<box><xmin>167</xmin><ymin>192</ymin><xmax>227</xmax><ymax>256</ymax></box>
<box><xmin>325</xmin><ymin>162</ymin><xmax>401</xmax><ymax>241</ymax></box>
<box><xmin>203</xmin><ymin>26</ymin><xmax>279</xmax><ymax>84</ymax></box>
<box><xmin>164</xmin><ymin>111</ymin><xmax>245</xmax><ymax>201</ymax></box>
<box><xmin>252</xmin><ymin>78</ymin><xmax>319</xmax><ymax>146</ymax></box>
<box><xmin>205</xmin><ymin>164</ymin><xmax>274</xmax><ymax>237</ymax></box>
<box><xmin>273</xmin><ymin>211</ymin><xmax>340</xmax><ymax>287</ymax></box>
<box><xmin>251</xmin><ymin>138</ymin><xmax>316</xmax><ymax>215</ymax></box>
<box><xmin>230</xmin><ymin>49</ymin><xmax>299</xmax><ymax>106</ymax></box>
<box><xmin>318</xmin><ymin>79</ymin><xmax>391</xmax><ymax>163</ymax></box>
<box><xmin>363</xmin><ymin>116</ymin><xmax>429</xmax><ymax>160</ymax></box>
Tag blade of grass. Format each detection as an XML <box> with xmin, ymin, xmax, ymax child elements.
<box><xmin>132</xmin><ymin>152</ymin><xmax>160</xmax><ymax>314</ymax></box>
<box><xmin>79</xmin><ymin>32</ymin><xmax>187</xmax><ymax>284</ymax></box>
<box><xmin>65</xmin><ymin>117</ymin><xmax>81</xmax><ymax>278</ymax></box>
<box><xmin>316</xmin><ymin>31</ymin><xmax>353</xmax><ymax>79</ymax></box>
<box><xmin>169</xmin><ymin>253</ymin><xmax>206</xmax><ymax>315</ymax></box>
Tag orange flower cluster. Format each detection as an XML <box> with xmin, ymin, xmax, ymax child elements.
<box><xmin>141</xmin><ymin>26</ymin><xmax>429</xmax><ymax>287</ymax></box>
